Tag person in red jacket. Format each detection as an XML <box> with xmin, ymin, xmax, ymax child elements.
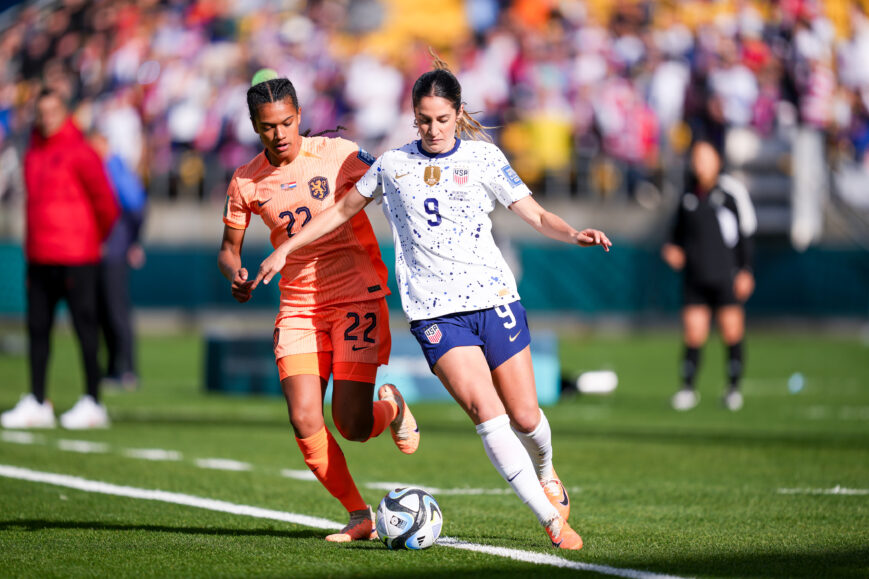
<box><xmin>1</xmin><ymin>89</ymin><xmax>119</xmax><ymax>430</ymax></box>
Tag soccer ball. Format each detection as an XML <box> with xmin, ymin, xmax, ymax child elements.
<box><xmin>375</xmin><ymin>487</ymin><xmax>443</xmax><ymax>550</ymax></box>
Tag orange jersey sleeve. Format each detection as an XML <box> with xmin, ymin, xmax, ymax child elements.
<box><xmin>225</xmin><ymin>139</ymin><xmax>388</xmax><ymax>311</ymax></box>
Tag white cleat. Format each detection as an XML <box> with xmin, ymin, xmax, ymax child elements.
<box><xmin>723</xmin><ymin>389</ymin><xmax>744</xmax><ymax>411</ymax></box>
<box><xmin>60</xmin><ymin>396</ymin><xmax>110</xmax><ymax>430</ymax></box>
<box><xmin>1</xmin><ymin>394</ymin><xmax>56</xmax><ymax>429</ymax></box>
<box><xmin>671</xmin><ymin>388</ymin><xmax>700</xmax><ymax>411</ymax></box>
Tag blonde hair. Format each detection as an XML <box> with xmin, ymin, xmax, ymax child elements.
<box><xmin>412</xmin><ymin>49</ymin><xmax>492</xmax><ymax>142</ymax></box>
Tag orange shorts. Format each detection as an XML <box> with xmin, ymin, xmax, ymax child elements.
<box><xmin>274</xmin><ymin>298</ymin><xmax>391</xmax><ymax>381</ymax></box>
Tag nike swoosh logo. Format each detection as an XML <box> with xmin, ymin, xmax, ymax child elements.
<box><xmin>257</xmin><ymin>198</ymin><xmax>272</xmax><ymax>207</ymax></box>
<box><xmin>351</xmin><ymin>345</ymin><xmax>370</xmax><ymax>351</ymax></box>
<box><xmin>394</xmin><ymin>172</ymin><xmax>410</xmax><ymax>179</ymax></box>
<box><xmin>509</xmin><ymin>332</ymin><xmax>521</xmax><ymax>342</ymax></box>
<box><xmin>507</xmin><ymin>470</ymin><xmax>522</xmax><ymax>482</ymax></box>
<box><xmin>559</xmin><ymin>488</ymin><xmax>569</xmax><ymax>506</ymax></box>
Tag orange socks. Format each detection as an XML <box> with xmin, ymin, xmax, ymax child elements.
<box><xmin>296</xmin><ymin>426</ymin><xmax>367</xmax><ymax>513</ymax></box>
<box><xmin>369</xmin><ymin>399</ymin><xmax>399</xmax><ymax>440</ymax></box>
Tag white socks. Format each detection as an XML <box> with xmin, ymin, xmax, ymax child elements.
<box><xmin>476</xmin><ymin>414</ymin><xmax>558</xmax><ymax>524</ymax></box>
<box><xmin>512</xmin><ymin>409</ymin><xmax>555</xmax><ymax>481</ymax></box>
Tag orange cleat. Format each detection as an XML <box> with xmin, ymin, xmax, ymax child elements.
<box><xmin>325</xmin><ymin>506</ymin><xmax>377</xmax><ymax>542</ymax></box>
<box><xmin>541</xmin><ymin>472</ymin><xmax>570</xmax><ymax>522</ymax></box>
<box><xmin>544</xmin><ymin>515</ymin><xmax>583</xmax><ymax>550</ymax></box>
<box><xmin>378</xmin><ymin>384</ymin><xmax>420</xmax><ymax>454</ymax></box>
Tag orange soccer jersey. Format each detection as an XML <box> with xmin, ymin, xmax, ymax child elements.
<box><xmin>223</xmin><ymin>136</ymin><xmax>389</xmax><ymax>311</ymax></box>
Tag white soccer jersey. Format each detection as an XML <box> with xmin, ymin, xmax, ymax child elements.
<box><xmin>356</xmin><ymin>139</ymin><xmax>532</xmax><ymax>321</ymax></box>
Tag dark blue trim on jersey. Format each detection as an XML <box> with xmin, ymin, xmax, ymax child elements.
<box><xmin>416</xmin><ymin>138</ymin><xmax>462</xmax><ymax>159</ymax></box>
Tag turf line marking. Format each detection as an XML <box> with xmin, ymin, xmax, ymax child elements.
<box><xmin>194</xmin><ymin>458</ymin><xmax>252</xmax><ymax>471</ymax></box>
<box><xmin>0</xmin><ymin>465</ymin><xmax>688</xmax><ymax>579</ymax></box>
<box><xmin>438</xmin><ymin>538</ymin><xmax>687</xmax><ymax>579</ymax></box>
<box><xmin>778</xmin><ymin>486</ymin><xmax>869</xmax><ymax>496</ymax></box>
<box><xmin>281</xmin><ymin>469</ymin><xmax>318</xmax><ymax>481</ymax></box>
<box><xmin>1</xmin><ymin>431</ymin><xmax>41</xmax><ymax>445</ymax></box>
<box><xmin>125</xmin><ymin>449</ymin><xmax>183</xmax><ymax>461</ymax></box>
<box><xmin>0</xmin><ymin>464</ymin><xmax>339</xmax><ymax>530</ymax></box>
<box><xmin>57</xmin><ymin>440</ymin><xmax>110</xmax><ymax>454</ymax></box>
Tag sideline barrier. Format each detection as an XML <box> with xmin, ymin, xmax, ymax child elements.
<box><xmin>204</xmin><ymin>330</ymin><xmax>561</xmax><ymax>405</ymax></box>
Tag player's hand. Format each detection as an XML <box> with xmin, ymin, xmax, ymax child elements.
<box><xmin>661</xmin><ymin>243</ymin><xmax>685</xmax><ymax>270</ymax></box>
<box><xmin>573</xmin><ymin>229</ymin><xmax>612</xmax><ymax>252</ymax></box>
<box><xmin>231</xmin><ymin>268</ymin><xmax>255</xmax><ymax>303</ymax></box>
<box><xmin>734</xmin><ymin>269</ymin><xmax>755</xmax><ymax>302</ymax></box>
<box><xmin>250</xmin><ymin>248</ymin><xmax>287</xmax><ymax>290</ymax></box>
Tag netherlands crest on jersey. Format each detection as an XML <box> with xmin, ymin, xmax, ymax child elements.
<box><xmin>308</xmin><ymin>176</ymin><xmax>330</xmax><ymax>200</ymax></box>
<box><xmin>424</xmin><ymin>324</ymin><xmax>442</xmax><ymax>344</ymax></box>
<box><xmin>453</xmin><ymin>166</ymin><xmax>469</xmax><ymax>185</ymax></box>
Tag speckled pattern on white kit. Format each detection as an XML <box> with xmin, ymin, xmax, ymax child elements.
<box><xmin>356</xmin><ymin>139</ymin><xmax>531</xmax><ymax>321</ymax></box>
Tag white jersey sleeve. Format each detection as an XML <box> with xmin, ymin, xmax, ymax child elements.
<box><xmin>480</xmin><ymin>146</ymin><xmax>532</xmax><ymax>207</ymax></box>
<box><xmin>355</xmin><ymin>156</ymin><xmax>383</xmax><ymax>200</ymax></box>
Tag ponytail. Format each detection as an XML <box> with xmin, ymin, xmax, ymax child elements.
<box><xmin>412</xmin><ymin>49</ymin><xmax>492</xmax><ymax>142</ymax></box>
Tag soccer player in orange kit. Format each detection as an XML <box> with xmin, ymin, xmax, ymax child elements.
<box><xmin>217</xmin><ymin>77</ymin><xmax>419</xmax><ymax>542</ymax></box>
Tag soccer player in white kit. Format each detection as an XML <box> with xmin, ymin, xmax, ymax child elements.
<box><xmin>250</xmin><ymin>56</ymin><xmax>611</xmax><ymax>550</ymax></box>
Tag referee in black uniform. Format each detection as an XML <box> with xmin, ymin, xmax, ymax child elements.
<box><xmin>662</xmin><ymin>140</ymin><xmax>757</xmax><ymax>411</ymax></box>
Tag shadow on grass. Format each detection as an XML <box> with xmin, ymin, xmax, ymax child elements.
<box><xmin>0</xmin><ymin>519</ymin><xmax>321</xmax><ymax>540</ymax></box>
<box><xmin>650</xmin><ymin>545</ymin><xmax>869</xmax><ymax>578</ymax></box>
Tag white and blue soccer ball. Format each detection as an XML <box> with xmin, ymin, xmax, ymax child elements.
<box><xmin>375</xmin><ymin>487</ymin><xmax>443</xmax><ymax>550</ymax></box>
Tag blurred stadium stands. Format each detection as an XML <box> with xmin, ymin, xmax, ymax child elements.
<box><xmin>0</xmin><ymin>0</ymin><xmax>867</xmax><ymax>319</ymax></box>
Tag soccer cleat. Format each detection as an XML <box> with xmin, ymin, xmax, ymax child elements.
<box><xmin>59</xmin><ymin>395</ymin><xmax>110</xmax><ymax>430</ymax></box>
<box><xmin>1</xmin><ymin>394</ymin><xmax>56</xmax><ymax>429</ymax></box>
<box><xmin>325</xmin><ymin>506</ymin><xmax>377</xmax><ymax>542</ymax></box>
<box><xmin>723</xmin><ymin>389</ymin><xmax>744</xmax><ymax>411</ymax></box>
<box><xmin>541</xmin><ymin>472</ymin><xmax>570</xmax><ymax>521</ymax></box>
<box><xmin>671</xmin><ymin>388</ymin><xmax>700</xmax><ymax>411</ymax></box>
<box><xmin>544</xmin><ymin>514</ymin><xmax>583</xmax><ymax>550</ymax></box>
<box><xmin>378</xmin><ymin>383</ymin><xmax>419</xmax><ymax>454</ymax></box>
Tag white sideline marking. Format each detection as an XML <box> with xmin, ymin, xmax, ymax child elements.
<box><xmin>281</xmin><ymin>469</ymin><xmax>318</xmax><ymax>481</ymax></box>
<box><xmin>365</xmin><ymin>481</ymin><xmax>512</xmax><ymax>496</ymax></box>
<box><xmin>438</xmin><ymin>537</ymin><xmax>687</xmax><ymax>579</ymax></box>
<box><xmin>194</xmin><ymin>459</ymin><xmax>252</xmax><ymax>472</ymax></box>
<box><xmin>0</xmin><ymin>465</ymin><xmax>687</xmax><ymax>579</ymax></box>
<box><xmin>1</xmin><ymin>431</ymin><xmax>41</xmax><ymax>445</ymax></box>
<box><xmin>778</xmin><ymin>486</ymin><xmax>869</xmax><ymax>496</ymax></box>
<box><xmin>125</xmin><ymin>449</ymin><xmax>183</xmax><ymax>462</ymax></box>
<box><xmin>0</xmin><ymin>464</ymin><xmax>338</xmax><ymax>530</ymax></box>
<box><xmin>57</xmin><ymin>440</ymin><xmax>110</xmax><ymax>454</ymax></box>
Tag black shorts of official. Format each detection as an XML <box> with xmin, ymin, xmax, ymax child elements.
<box><xmin>683</xmin><ymin>277</ymin><xmax>738</xmax><ymax>308</ymax></box>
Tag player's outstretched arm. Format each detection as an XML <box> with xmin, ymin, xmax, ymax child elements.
<box><xmin>218</xmin><ymin>225</ymin><xmax>254</xmax><ymax>303</ymax></box>
<box><xmin>509</xmin><ymin>196</ymin><xmax>611</xmax><ymax>251</ymax></box>
<box><xmin>251</xmin><ymin>186</ymin><xmax>372</xmax><ymax>288</ymax></box>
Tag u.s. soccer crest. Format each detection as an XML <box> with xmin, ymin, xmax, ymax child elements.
<box><xmin>424</xmin><ymin>324</ymin><xmax>442</xmax><ymax>344</ymax></box>
<box><xmin>424</xmin><ymin>166</ymin><xmax>441</xmax><ymax>187</ymax></box>
<box><xmin>308</xmin><ymin>176</ymin><xmax>330</xmax><ymax>200</ymax></box>
<box><xmin>453</xmin><ymin>166</ymin><xmax>469</xmax><ymax>185</ymax></box>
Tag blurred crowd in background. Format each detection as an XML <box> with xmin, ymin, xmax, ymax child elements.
<box><xmin>0</xmin><ymin>0</ymin><xmax>868</xmax><ymax>247</ymax></box>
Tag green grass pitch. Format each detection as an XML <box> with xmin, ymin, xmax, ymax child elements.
<box><xmin>0</xmin><ymin>327</ymin><xmax>867</xmax><ymax>578</ymax></box>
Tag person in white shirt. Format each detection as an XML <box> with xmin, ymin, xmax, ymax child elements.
<box><xmin>250</xmin><ymin>55</ymin><xmax>611</xmax><ymax>551</ymax></box>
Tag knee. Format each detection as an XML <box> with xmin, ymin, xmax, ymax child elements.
<box><xmin>333</xmin><ymin>412</ymin><xmax>372</xmax><ymax>442</ymax></box>
<box><xmin>287</xmin><ymin>407</ymin><xmax>324</xmax><ymax>439</ymax></box>
<box><xmin>510</xmin><ymin>408</ymin><xmax>541</xmax><ymax>434</ymax></box>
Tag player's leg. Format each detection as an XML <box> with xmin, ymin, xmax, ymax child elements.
<box><xmin>331</xmin><ymin>299</ymin><xmax>417</xmax><ymax>453</ymax></box>
<box><xmin>491</xmin><ymin>347</ymin><xmax>569</xmax><ymax>521</ymax></box>
<box><xmin>2</xmin><ymin>264</ymin><xmax>58</xmax><ymax>428</ymax></box>
<box><xmin>280</xmin><ymin>359</ymin><xmax>373</xmax><ymax>542</ymax></box>
<box><xmin>717</xmin><ymin>304</ymin><xmax>746</xmax><ymax>411</ymax></box>
<box><xmin>479</xmin><ymin>301</ymin><xmax>571</xmax><ymax>521</ymax></box>
<box><xmin>672</xmin><ymin>303</ymin><xmax>711</xmax><ymax>410</ymax></box>
<box><xmin>60</xmin><ymin>264</ymin><xmax>109</xmax><ymax>429</ymax></box>
<box><xmin>433</xmin><ymin>346</ymin><xmax>581</xmax><ymax>549</ymax></box>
